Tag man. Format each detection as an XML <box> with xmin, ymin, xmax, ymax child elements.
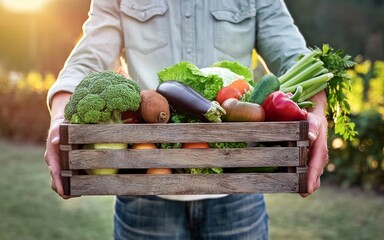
<box><xmin>45</xmin><ymin>1</ymin><xmax>328</xmax><ymax>239</ymax></box>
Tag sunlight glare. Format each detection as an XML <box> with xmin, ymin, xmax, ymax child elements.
<box><xmin>332</xmin><ymin>138</ymin><xmax>345</xmax><ymax>150</ymax></box>
<box><xmin>1</xmin><ymin>0</ymin><xmax>51</xmax><ymax>13</ymax></box>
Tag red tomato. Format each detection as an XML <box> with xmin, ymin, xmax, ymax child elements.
<box><xmin>216</xmin><ymin>86</ymin><xmax>241</xmax><ymax>105</ymax></box>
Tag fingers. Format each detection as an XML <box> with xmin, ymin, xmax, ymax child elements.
<box><xmin>302</xmin><ymin>111</ymin><xmax>328</xmax><ymax>197</ymax></box>
<box><xmin>300</xmin><ymin>175</ymin><xmax>321</xmax><ymax>198</ymax></box>
<box><xmin>307</xmin><ymin>114</ymin><xmax>320</xmax><ymax>142</ymax></box>
<box><xmin>44</xmin><ymin>118</ymin><xmax>71</xmax><ymax>199</ymax></box>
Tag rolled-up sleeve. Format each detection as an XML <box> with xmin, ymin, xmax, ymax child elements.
<box><xmin>255</xmin><ymin>0</ymin><xmax>310</xmax><ymax>76</ymax></box>
<box><xmin>47</xmin><ymin>0</ymin><xmax>123</xmax><ymax>108</ymax></box>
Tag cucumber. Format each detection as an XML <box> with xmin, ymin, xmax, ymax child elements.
<box><xmin>249</xmin><ymin>73</ymin><xmax>280</xmax><ymax>104</ymax></box>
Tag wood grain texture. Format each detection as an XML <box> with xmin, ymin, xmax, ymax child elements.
<box><xmin>61</xmin><ymin>121</ymin><xmax>308</xmax><ymax>144</ymax></box>
<box><xmin>69</xmin><ymin>173</ymin><xmax>300</xmax><ymax>195</ymax></box>
<box><xmin>67</xmin><ymin>147</ymin><xmax>300</xmax><ymax>169</ymax></box>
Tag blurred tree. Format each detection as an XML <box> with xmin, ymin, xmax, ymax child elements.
<box><xmin>285</xmin><ymin>0</ymin><xmax>384</xmax><ymax>60</ymax></box>
<box><xmin>326</xmin><ymin>60</ymin><xmax>384</xmax><ymax>193</ymax></box>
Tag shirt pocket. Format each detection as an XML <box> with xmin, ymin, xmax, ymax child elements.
<box><xmin>211</xmin><ymin>6</ymin><xmax>256</xmax><ymax>59</ymax></box>
<box><xmin>120</xmin><ymin>0</ymin><xmax>168</xmax><ymax>54</ymax></box>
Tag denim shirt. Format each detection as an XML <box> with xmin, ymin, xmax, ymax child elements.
<box><xmin>47</xmin><ymin>0</ymin><xmax>308</xmax><ymax>106</ymax></box>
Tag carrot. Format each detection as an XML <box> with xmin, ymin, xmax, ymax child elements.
<box><xmin>132</xmin><ymin>143</ymin><xmax>173</xmax><ymax>174</ymax></box>
<box><xmin>229</xmin><ymin>79</ymin><xmax>250</xmax><ymax>95</ymax></box>
<box><xmin>182</xmin><ymin>142</ymin><xmax>210</xmax><ymax>148</ymax></box>
<box><xmin>139</xmin><ymin>90</ymin><xmax>170</xmax><ymax>123</ymax></box>
<box><xmin>221</xmin><ymin>98</ymin><xmax>265</xmax><ymax>122</ymax></box>
<box><xmin>132</xmin><ymin>143</ymin><xmax>158</xmax><ymax>149</ymax></box>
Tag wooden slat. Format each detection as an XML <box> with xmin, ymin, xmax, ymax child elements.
<box><xmin>69</xmin><ymin>173</ymin><xmax>300</xmax><ymax>195</ymax></box>
<box><xmin>67</xmin><ymin>147</ymin><xmax>300</xmax><ymax>169</ymax></box>
<box><xmin>61</xmin><ymin>121</ymin><xmax>308</xmax><ymax>144</ymax></box>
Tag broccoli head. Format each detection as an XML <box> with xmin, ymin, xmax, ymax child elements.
<box><xmin>64</xmin><ymin>71</ymin><xmax>142</xmax><ymax>124</ymax></box>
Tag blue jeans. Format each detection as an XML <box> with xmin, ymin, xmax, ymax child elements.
<box><xmin>114</xmin><ymin>194</ymin><xmax>268</xmax><ymax>240</ymax></box>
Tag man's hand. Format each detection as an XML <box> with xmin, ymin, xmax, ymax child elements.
<box><xmin>43</xmin><ymin>92</ymin><xmax>75</xmax><ymax>199</ymax></box>
<box><xmin>301</xmin><ymin>91</ymin><xmax>329</xmax><ymax>197</ymax></box>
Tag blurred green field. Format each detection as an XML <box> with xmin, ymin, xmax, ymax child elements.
<box><xmin>0</xmin><ymin>139</ymin><xmax>383</xmax><ymax>240</ymax></box>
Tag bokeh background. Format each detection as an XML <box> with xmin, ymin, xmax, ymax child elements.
<box><xmin>0</xmin><ymin>0</ymin><xmax>383</xmax><ymax>239</ymax></box>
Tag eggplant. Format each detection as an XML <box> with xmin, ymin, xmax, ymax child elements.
<box><xmin>156</xmin><ymin>81</ymin><xmax>226</xmax><ymax>122</ymax></box>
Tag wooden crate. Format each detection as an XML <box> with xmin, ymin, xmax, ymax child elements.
<box><xmin>59</xmin><ymin>121</ymin><xmax>309</xmax><ymax>196</ymax></box>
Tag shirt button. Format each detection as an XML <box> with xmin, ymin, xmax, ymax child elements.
<box><xmin>141</xmin><ymin>11</ymin><xmax>147</xmax><ymax>18</ymax></box>
<box><xmin>185</xmin><ymin>12</ymin><xmax>192</xmax><ymax>18</ymax></box>
<box><xmin>187</xmin><ymin>48</ymin><xmax>192</xmax><ymax>54</ymax></box>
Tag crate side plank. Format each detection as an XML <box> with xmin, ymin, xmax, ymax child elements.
<box><xmin>69</xmin><ymin>173</ymin><xmax>300</xmax><ymax>195</ymax></box>
<box><xmin>63</xmin><ymin>122</ymin><xmax>306</xmax><ymax>144</ymax></box>
<box><xmin>68</xmin><ymin>147</ymin><xmax>301</xmax><ymax>169</ymax></box>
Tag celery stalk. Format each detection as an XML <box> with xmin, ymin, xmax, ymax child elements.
<box><xmin>313</xmin><ymin>68</ymin><xmax>329</xmax><ymax>77</ymax></box>
<box><xmin>300</xmin><ymin>81</ymin><xmax>324</xmax><ymax>96</ymax></box>
<box><xmin>298</xmin><ymin>82</ymin><xmax>328</xmax><ymax>102</ymax></box>
<box><xmin>281</xmin><ymin>73</ymin><xmax>334</xmax><ymax>93</ymax></box>
<box><xmin>280</xmin><ymin>60</ymin><xmax>325</xmax><ymax>89</ymax></box>
<box><xmin>278</xmin><ymin>59</ymin><xmax>315</xmax><ymax>84</ymax></box>
<box><xmin>279</xmin><ymin>50</ymin><xmax>320</xmax><ymax>84</ymax></box>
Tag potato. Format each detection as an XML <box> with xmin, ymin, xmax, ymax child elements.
<box><xmin>139</xmin><ymin>90</ymin><xmax>170</xmax><ymax>123</ymax></box>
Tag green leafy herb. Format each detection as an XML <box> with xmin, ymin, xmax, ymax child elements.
<box><xmin>317</xmin><ymin>44</ymin><xmax>358</xmax><ymax>141</ymax></box>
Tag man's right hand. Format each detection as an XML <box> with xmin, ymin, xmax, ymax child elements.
<box><xmin>43</xmin><ymin>92</ymin><xmax>76</xmax><ymax>199</ymax></box>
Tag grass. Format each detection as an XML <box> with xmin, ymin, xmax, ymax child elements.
<box><xmin>0</xmin><ymin>139</ymin><xmax>114</xmax><ymax>240</ymax></box>
<box><xmin>266</xmin><ymin>188</ymin><xmax>384</xmax><ymax>239</ymax></box>
<box><xmin>0</xmin><ymin>139</ymin><xmax>383</xmax><ymax>240</ymax></box>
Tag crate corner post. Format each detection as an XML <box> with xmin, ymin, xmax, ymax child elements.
<box><xmin>59</xmin><ymin>123</ymin><xmax>72</xmax><ymax>196</ymax></box>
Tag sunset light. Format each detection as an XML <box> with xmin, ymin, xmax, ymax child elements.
<box><xmin>1</xmin><ymin>0</ymin><xmax>51</xmax><ymax>13</ymax></box>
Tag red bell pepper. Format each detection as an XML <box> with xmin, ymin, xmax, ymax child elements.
<box><xmin>262</xmin><ymin>91</ymin><xmax>307</xmax><ymax>121</ymax></box>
